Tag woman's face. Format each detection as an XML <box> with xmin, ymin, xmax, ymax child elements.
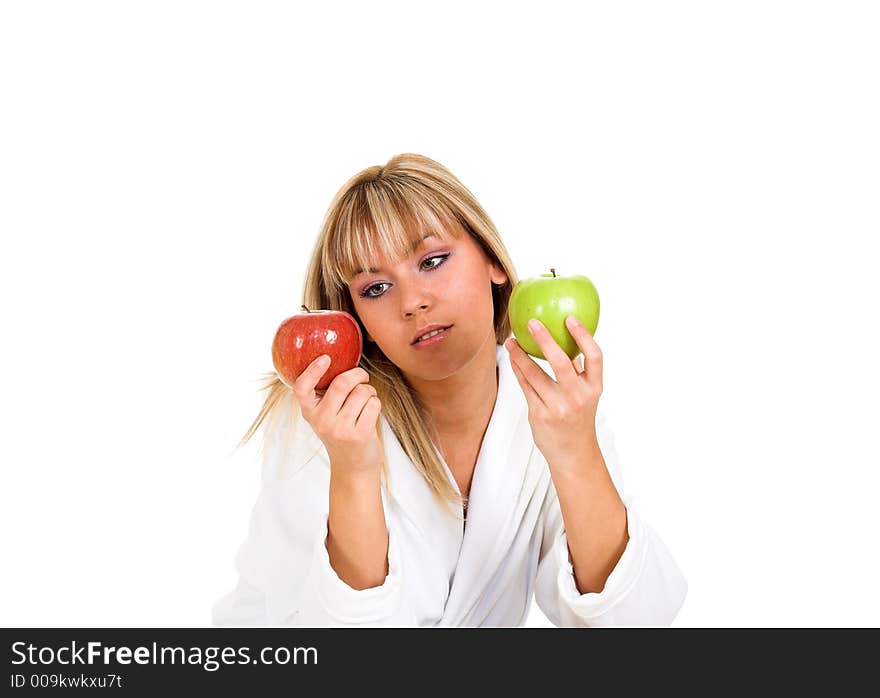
<box><xmin>347</xmin><ymin>223</ymin><xmax>508</xmax><ymax>382</ymax></box>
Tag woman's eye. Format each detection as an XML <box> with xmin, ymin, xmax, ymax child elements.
<box><xmin>359</xmin><ymin>254</ymin><xmax>449</xmax><ymax>299</ymax></box>
<box><xmin>361</xmin><ymin>282</ymin><xmax>390</xmax><ymax>299</ymax></box>
<box><xmin>420</xmin><ymin>254</ymin><xmax>449</xmax><ymax>271</ymax></box>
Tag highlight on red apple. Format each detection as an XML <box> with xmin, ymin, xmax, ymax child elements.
<box><xmin>508</xmin><ymin>268</ymin><xmax>600</xmax><ymax>360</ymax></box>
<box><xmin>271</xmin><ymin>305</ymin><xmax>363</xmax><ymax>390</ymax></box>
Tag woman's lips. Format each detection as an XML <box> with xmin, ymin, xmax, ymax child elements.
<box><xmin>411</xmin><ymin>326</ymin><xmax>452</xmax><ymax>349</ymax></box>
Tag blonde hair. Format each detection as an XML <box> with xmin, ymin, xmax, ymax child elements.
<box><xmin>238</xmin><ymin>153</ymin><xmax>519</xmax><ymax>515</ymax></box>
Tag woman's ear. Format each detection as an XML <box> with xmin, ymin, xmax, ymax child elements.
<box><xmin>489</xmin><ymin>263</ymin><xmax>508</xmax><ymax>287</ymax></box>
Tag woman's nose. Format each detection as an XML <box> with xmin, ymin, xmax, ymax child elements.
<box><xmin>398</xmin><ymin>277</ymin><xmax>433</xmax><ymax>316</ymax></box>
<box><xmin>404</xmin><ymin>302</ymin><xmax>429</xmax><ymax>317</ymax></box>
<box><xmin>400</xmin><ymin>286</ymin><xmax>430</xmax><ymax>316</ymax></box>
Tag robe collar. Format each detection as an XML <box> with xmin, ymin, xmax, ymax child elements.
<box><xmin>381</xmin><ymin>343</ymin><xmax>547</xmax><ymax>626</ymax></box>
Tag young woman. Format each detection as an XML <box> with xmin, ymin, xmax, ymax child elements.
<box><xmin>212</xmin><ymin>153</ymin><xmax>687</xmax><ymax>627</ymax></box>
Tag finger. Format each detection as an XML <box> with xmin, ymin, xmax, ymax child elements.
<box><xmin>315</xmin><ymin>366</ymin><xmax>371</xmax><ymax>420</ymax></box>
<box><xmin>292</xmin><ymin>354</ymin><xmax>332</xmax><ymax>410</ymax></box>
<box><xmin>506</xmin><ymin>347</ymin><xmax>545</xmax><ymax>409</ymax></box>
<box><xmin>526</xmin><ymin>319</ymin><xmax>580</xmax><ymax>391</ymax></box>
<box><xmin>505</xmin><ymin>337</ymin><xmax>565</xmax><ymax>411</ymax></box>
<box><xmin>337</xmin><ymin>383</ymin><xmax>378</xmax><ymax>427</ymax></box>
<box><xmin>355</xmin><ymin>395</ymin><xmax>382</xmax><ymax>433</ymax></box>
<box><xmin>564</xmin><ymin>316</ymin><xmax>603</xmax><ymax>384</ymax></box>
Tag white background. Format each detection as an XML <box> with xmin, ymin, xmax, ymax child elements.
<box><xmin>2</xmin><ymin>1</ymin><xmax>878</xmax><ymax>627</ymax></box>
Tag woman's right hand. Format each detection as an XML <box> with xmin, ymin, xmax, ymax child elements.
<box><xmin>292</xmin><ymin>355</ymin><xmax>384</xmax><ymax>477</ymax></box>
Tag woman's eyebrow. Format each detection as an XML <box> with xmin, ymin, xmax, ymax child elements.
<box><xmin>352</xmin><ymin>234</ymin><xmax>436</xmax><ymax>277</ymax></box>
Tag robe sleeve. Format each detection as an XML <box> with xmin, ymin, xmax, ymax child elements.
<box><xmin>289</xmin><ymin>511</ymin><xmax>417</xmax><ymax>626</ymax></box>
<box><xmin>211</xmin><ymin>406</ymin><xmax>418</xmax><ymax>627</ymax></box>
<box><xmin>533</xmin><ymin>411</ymin><xmax>688</xmax><ymax>627</ymax></box>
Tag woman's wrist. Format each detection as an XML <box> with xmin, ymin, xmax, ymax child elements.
<box><xmin>329</xmin><ymin>462</ymin><xmax>382</xmax><ymax>491</ymax></box>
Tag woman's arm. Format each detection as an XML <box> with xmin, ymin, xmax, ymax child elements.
<box><xmin>533</xmin><ymin>412</ymin><xmax>688</xmax><ymax>627</ymax></box>
<box><xmin>327</xmin><ymin>466</ymin><xmax>389</xmax><ymax>590</ymax></box>
<box><xmin>550</xmin><ymin>445</ymin><xmax>629</xmax><ymax>594</ymax></box>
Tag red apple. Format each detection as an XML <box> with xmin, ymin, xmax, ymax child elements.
<box><xmin>271</xmin><ymin>305</ymin><xmax>363</xmax><ymax>390</ymax></box>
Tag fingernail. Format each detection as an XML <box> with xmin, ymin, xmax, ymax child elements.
<box><xmin>318</xmin><ymin>355</ymin><xmax>331</xmax><ymax>366</ymax></box>
<box><xmin>527</xmin><ymin>319</ymin><xmax>541</xmax><ymax>333</ymax></box>
<box><xmin>566</xmin><ymin>316</ymin><xmax>580</xmax><ymax>327</ymax></box>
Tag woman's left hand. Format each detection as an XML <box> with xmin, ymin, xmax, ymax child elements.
<box><xmin>504</xmin><ymin>315</ymin><xmax>603</xmax><ymax>474</ymax></box>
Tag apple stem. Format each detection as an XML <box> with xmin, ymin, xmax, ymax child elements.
<box><xmin>301</xmin><ymin>305</ymin><xmax>310</xmax><ymax>313</ymax></box>
<box><xmin>550</xmin><ymin>268</ymin><xmax>556</xmax><ymax>277</ymax></box>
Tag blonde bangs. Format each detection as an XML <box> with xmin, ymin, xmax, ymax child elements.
<box><xmin>323</xmin><ymin>179</ymin><xmax>465</xmax><ymax>292</ymax></box>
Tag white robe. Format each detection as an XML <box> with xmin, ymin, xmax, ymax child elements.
<box><xmin>212</xmin><ymin>344</ymin><xmax>688</xmax><ymax>627</ymax></box>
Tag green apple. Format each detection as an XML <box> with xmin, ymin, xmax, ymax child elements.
<box><xmin>508</xmin><ymin>268</ymin><xmax>600</xmax><ymax>360</ymax></box>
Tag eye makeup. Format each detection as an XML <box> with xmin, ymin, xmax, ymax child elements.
<box><xmin>358</xmin><ymin>252</ymin><xmax>451</xmax><ymax>300</ymax></box>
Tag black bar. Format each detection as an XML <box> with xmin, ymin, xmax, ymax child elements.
<box><xmin>3</xmin><ymin>628</ymin><xmax>876</xmax><ymax>693</ymax></box>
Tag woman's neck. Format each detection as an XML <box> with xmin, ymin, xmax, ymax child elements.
<box><xmin>413</xmin><ymin>337</ymin><xmax>499</xmax><ymax>442</ymax></box>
